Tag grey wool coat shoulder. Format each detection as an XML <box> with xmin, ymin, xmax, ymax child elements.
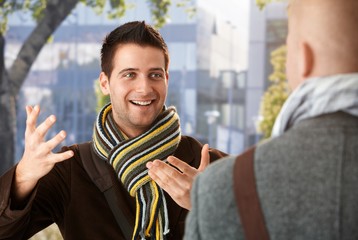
<box><xmin>185</xmin><ymin>112</ymin><xmax>358</xmax><ymax>240</ymax></box>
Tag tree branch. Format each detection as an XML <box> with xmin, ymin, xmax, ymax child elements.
<box><xmin>8</xmin><ymin>0</ymin><xmax>79</xmax><ymax>96</ymax></box>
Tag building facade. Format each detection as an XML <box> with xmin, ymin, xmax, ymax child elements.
<box><xmin>245</xmin><ymin>1</ymin><xmax>288</xmax><ymax>146</ymax></box>
<box><xmin>6</xmin><ymin>0</ymin><xmax>249</xmax><ymax>159</ymax></box>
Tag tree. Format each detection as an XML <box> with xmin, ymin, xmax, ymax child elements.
<box><xmin>0</xmin><ymin>0</ymin><xmax>189</xmax><ymax>175</ymax></box>
<box><xmin>257</xmin><ymin>45</ymin><xmax>290</xmax><ymax>139</ymax></box>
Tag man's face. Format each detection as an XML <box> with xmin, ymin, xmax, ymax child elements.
<box><xmin>100</xmin><ymin>43</ymin><xmax>169</xmax><ymax>138</ymax></box>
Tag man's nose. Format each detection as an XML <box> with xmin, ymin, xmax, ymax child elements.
<box><xmin>135</xmin><ymin>76</ymin><xmax>153</xmax><ymax>93</ymax></box>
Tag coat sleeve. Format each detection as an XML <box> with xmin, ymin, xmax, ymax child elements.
<box><xmin>0</xmin><ymin>150</ymin><xmax>72</xmax><ymax>239</ymax></box>
<box><xmin>183</xmin><ymin>172</ymin><xmax>202</xmax><ymax>240</ymax></box>
<box><xmin>0</xmin><ymin>165</ymin><xmax>40</xmax><ymax>239</ymax></box>
<box><xmin>184</xmin><ymin>156</ymin><xmax>245</xmax><ymax>240</ymax></box>
<box><xmin>184</xmin><ymin>136</ymin><xmax>228</xmax><ymax>165</ymax></box>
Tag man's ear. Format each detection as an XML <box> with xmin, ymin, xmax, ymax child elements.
<box><xmin>165</xmin><ymin>71</ymin><xmax>169</xmax><ymax>84</ymax></box>
<box><xmin>99</xmin><ymin>72</ymin><xmax>110</xmax><ymax>95</ymax></box>
<box><xmin>299</xmin><ymin>42</ymin><xmax>314</xmax><ymax>78</ymax></box>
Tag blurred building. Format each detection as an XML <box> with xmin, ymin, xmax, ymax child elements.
<box><xmin>6</xmin><ymin>0</ymin><xmax>252</xmax><ymax>157</ymax></box>
<box><xmin>7</xmin><ymin>1</ymin><xmax>289</xmax><ymax>157</ymax></box>
<box><xmin>245</xmin><ymin>1</ymin><xmax>288</xmax><ymax>146</ymax></box>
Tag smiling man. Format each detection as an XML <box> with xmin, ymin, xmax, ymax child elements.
<box><xmin>0</xmin><ymin>21</ymin><xmax>226</xmax><ymax>240</ymax></box>
<box><xmin>99</xmin><ymin>43</ymin><xmax>169</xmax><ymax>138</ymax></box>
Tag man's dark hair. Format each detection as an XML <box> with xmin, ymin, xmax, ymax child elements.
<box><xmin>101</xmin><ymin>21</ymin><xmax>169</xmax><ymax>78</ymax></box>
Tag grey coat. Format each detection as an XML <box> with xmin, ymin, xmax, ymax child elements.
<box><xmin>184</xmin><ymin>112</ymin><xmax>358</xmax><ymax>240</ymax></box>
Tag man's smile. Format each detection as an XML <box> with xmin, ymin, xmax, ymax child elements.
<box><xmin>130</xmin><ymin>100</ymin><xmax>153</xmax><ymax>106</ymax></box>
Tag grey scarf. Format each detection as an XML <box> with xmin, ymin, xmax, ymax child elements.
<box><xmin>271</xmin><ymin>73</ymin><xmax>358</xmax><ymax>137</ymax></box>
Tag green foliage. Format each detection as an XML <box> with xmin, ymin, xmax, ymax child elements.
<box><xmin>27</xmin><ymin>0</ymin><xmax>47</xmax><ymax>21</ymax></box>
<box><xmin>147</xmin><ymin>0</ymin><xmax>171</xmax><ymax>29</ymax></box>
<box><xmin>0</xmin><ymin>1</ymin><xmax>22</xmax><ymax>34</ymax></box>
<box><xmin>79</xmin><ymin>0</ymin><xmax>128</xmax><ymax>19</ymax></box>
<box><xmin>255</xmin><ymin>0</ymin><xmax>287</xmax><ymax>10</ymax></box>
<box><xmin>147</xmin><ymin>0</ymin><xmax>196</xmax><ymax>28</ymax></box>
<box><xmin>176</xmin><ymin>0</ymin><xmax>195</xmax><ymax>18</ymax></box>
<box><xmin>0</xmin><ymin>6</ymin><xmax>9</xmax><ymax>33</ymax></box>
<box><xmin>0</xmin><ymin>0</ymin><xmax>48</xmax><ymax>34</ymax></box>
<box><xmin>107</xmin><ymin>0</ymin><xmax>127</xmax><ymax>19</ymax></box>
<box><xmin>255</xmin><ymin>0</ymin><xmax>290</xmax><ymax>139</ymax></box>
<box><xmin>0</xmin><ymin>0</ymin><xmax>187</xmax><ymax>34</ymax></box>
<box><xmin>258</xmin><ymin>45</ymin><xmax>290</xmax><ymax>139</ymax></box>
<box><xmin>79</xmin><ymin>0</ymin><xmax>105</xmax><ymax>14</ymax></box>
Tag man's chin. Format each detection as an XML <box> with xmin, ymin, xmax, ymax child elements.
<box><xmin>132</xmin><ymin>118</ymin><xmax>157</xmax><ymax>129</ymax></box>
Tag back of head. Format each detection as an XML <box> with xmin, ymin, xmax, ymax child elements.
<box><xmin>287</xmin><ymin>0</ymin><xmax>358</xmax><ymax>88</ymax></box>
<box><xmin>101</xmin><ymin>21</ymin><xmax>169</xmax><ymax>78</ymax></box>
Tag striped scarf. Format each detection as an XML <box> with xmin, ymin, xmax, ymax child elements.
<box><xmin>92</xmin><ymin>103</ymin><xmax>181</xmax><ymax>240</ymax></box>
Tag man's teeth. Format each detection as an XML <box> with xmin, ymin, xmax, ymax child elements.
<box><xmin>132</xmin><ymin>100</ymin><xmax>152</xmax><ymax>106</ymax></box>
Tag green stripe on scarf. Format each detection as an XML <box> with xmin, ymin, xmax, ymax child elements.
<box><xmin>93</xmin><ymin>103</ymin><xmax>181</xmax><ymax>240</ymax></box>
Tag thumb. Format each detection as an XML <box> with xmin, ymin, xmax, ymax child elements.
<box><xmin>198</xmin><ymin>144</ymin><xmax>210</xmax><ymax>172</ymax></box>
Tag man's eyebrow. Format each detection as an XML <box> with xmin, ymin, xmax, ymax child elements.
<box><xmin>117</xmin><ymin>68</ymin><xmax>138</xmax><ymax>76</ymax></box>
<box><xmin>149</xmin><ymin>67</ymin><xmax>165</xmax><ymax>72</ymax></box>
<box><xmin>116</xmin><ymin>67</ymin><xmax>165</xmax><ymax>77</ymax></box>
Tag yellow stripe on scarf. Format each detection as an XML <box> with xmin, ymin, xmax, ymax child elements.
<box><xmin>156</xmin><ymin>214</ymin><xmax>162</xmax><ymax>240</ymax></box>
<box><xmin>126</xmin><ymin>135</ymin><xmax>181</xmax><ymax>194</ymax></box>
<box><xmin>112</xmin><ymin>114</ymin><xmax>177</xmax><ymax>167</ymax></box>
<box><xmin>145</xmin><ymin>181</ymin><xmax>160</xmax><ymax>236</ymax></box>
<box><xmin>93</xmin><ymin>129</ymin><xmax>109</xmax><ymax>158</ymax></box>
<box><xmin>93</xmin><ymin>104</ymin><xmax>180</xmax><ymax>240</ymax></box>
<box><xmin>101</xmin><ymin>104</ymin><xmax>112</xmax><ymax>137</ymax></box>
<box><xmin>133</xmin><ymin>194</ymin><xmax>141</xmax><ymax>240</ymax></box>
<box><xmin>130</xmin><ymin>175</ymin><xmax>151</xmax><ymax>196</ymax></box>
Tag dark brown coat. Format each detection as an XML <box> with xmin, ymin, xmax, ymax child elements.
<box><xmin>0</xmin><ymin>136</ymin><xmax>226</xmax><ymax>240</ymax></box>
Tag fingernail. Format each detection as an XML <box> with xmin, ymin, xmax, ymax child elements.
<box><xmin>49</xmin><ymin>115</ymin><xmax>56</xmax><ymax>122</ymax></box>
<box><xmin>146</xmin><ymin>162</ymin><xmax>153</xmax><ymax>168</ymax></box>
<box><xmin>60</xmin><ymin>130</ymin><xmax>66</xmax><ymax>138</ymax></box>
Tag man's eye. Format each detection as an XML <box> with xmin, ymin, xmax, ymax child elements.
<box><xmin>150</xmin><ymin>73</ymin><xmax>163</xmax><ymax>78</ymax></box>
<box><xmin>124</xmin><ymin>73</ymin><xmax>135</xmax><ymax>78</ymax></box>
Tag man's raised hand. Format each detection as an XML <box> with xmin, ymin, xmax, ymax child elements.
<box><xmin>146</xmin><ymin>144</ymin><xmax>210</xmax><ymax>210</ymax></box>
<box><xmin>13</xmin><ymin>105</ymin><xmax>73</xmax><ymax>201</ymax></box>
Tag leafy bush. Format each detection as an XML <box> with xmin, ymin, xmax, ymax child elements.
<box><xmin>258</xmin><ymin>45</ymin><xmax>290</xmax><ymax>139</ymax></box>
